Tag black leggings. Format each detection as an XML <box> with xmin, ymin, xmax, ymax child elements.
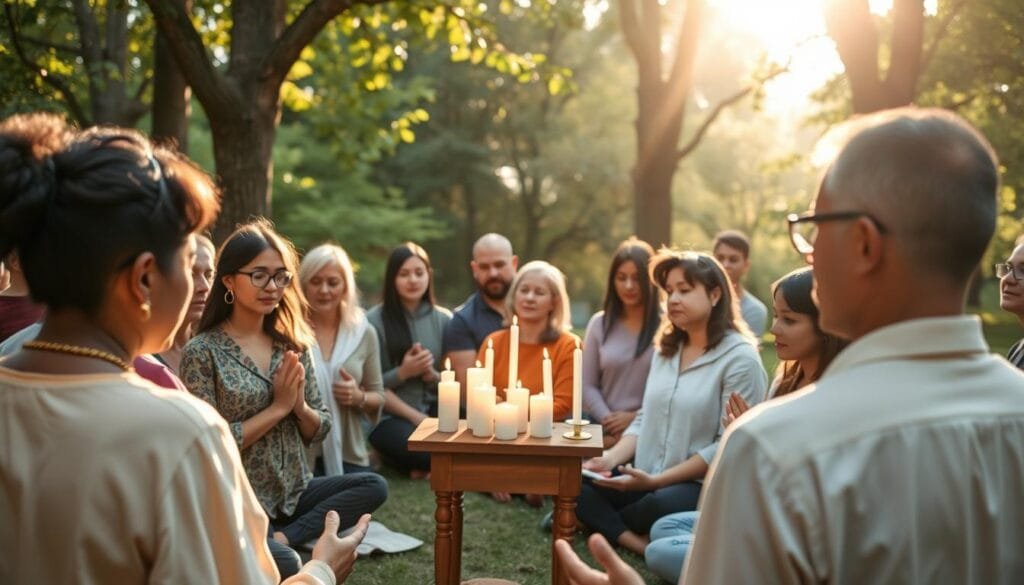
<box><xmin>575</xmin><ymin>480</ymin><xmax>702</xmax><ymax>543</ymax></box>
<box><xmin>368</xmin><ymin>416</ymin><xmax>431</xmax><ymax>473</ymax></box>
<box><xmin>270</xmin><ymin>473</ymin><xmax>388</xmax><ymax>545</ymax></box>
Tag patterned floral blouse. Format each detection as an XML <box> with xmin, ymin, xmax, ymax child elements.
<box><xmin>180</xmin><ymin>326</ymin><xmax>331</xmax><ymax>519</ymax></box>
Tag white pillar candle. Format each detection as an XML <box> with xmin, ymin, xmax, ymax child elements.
<box><xmin>507</xmin><ymin>383</ymin><xmax>530</xmax><ymax>434</ymax></box>
<box><xmin>484</xmin><ymin>338</ymin><xmax>495</xmax><ymax>387</ymax></box>
<box><xmin>508</xmin><ymin>315</ymin><xmax>519</xmax><ymax>393</ymax></box>
<box><xmin>465</xmin><ymin>361</ymin><xmax>488</xmax><ymax>434</ymax></box>
<box><xmin>438</xmin><ymin>360</ymin><xmax>460</xmax><ymax>433</ymax></box>
<box><xmin>470</xmin><ymin>384</ymin><xmax>495</xmax><ymax>438</ymax></box>
<box><xmin>494</xmin><ymin>403</ymin><xmax>518</xmax><ymax>440</ymax></box>
<box><xmin>542</xmin><ymin>347</ymin><xmax>553</xmax><ymax>398</ymax></box>
<box><xmin>572</xmin><ymin>339</ymin><xmax>582</xmax><ymax>423</ymax></box>
<box><xmin>529</xmin><ymin>393</ymin><xmax>553</xmax><ymax>438</ymax></box>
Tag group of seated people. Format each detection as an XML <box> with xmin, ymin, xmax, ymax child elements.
<box><xmin>3</xmin><ymin>105</ymin><xmax>1024</xmax><ymax>585</ymax></box>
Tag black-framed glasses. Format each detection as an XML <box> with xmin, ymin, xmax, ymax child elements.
<box><xmin>996</xmin><ymin>263</ymin><xmax>1024</xmax><ymax>281</ymax></box>
<box><xmin>236</xmin><ymin>269</ymin><xmax>293</xmax><ymax>289</ymax></box>
<box><xmin>786</xmin><ymin>210</ymin><xmax>888</xmax><ymax>257</ymax></box>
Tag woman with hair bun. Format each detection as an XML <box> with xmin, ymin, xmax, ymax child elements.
<box><xmin>0</xmin><ymin>113</ymin><xmax>369</xmax><ymax>584</ymax></box>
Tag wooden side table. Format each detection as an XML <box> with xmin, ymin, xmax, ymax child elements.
<box><xmin>408</xmin><ymin>418</ymin><xmax>603</xmax><ymax>585</ymax></box>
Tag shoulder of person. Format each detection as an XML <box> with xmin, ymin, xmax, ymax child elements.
<box><xmin>116</xmin><ymin>376</ymin><xmax>232</xmax><ymax>444</ymax></box>
<box><xmin>584</xmin><ymin>311</ymin><xmax>606</xmax><ymax>334</ymax></box>
<box><xmin>432</xmin><ymin>304</ymin><xmax>453</xmax><ymax>320</ymax></box>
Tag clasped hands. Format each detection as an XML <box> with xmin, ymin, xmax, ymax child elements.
<box><xmin>271</xmin><ymin>350</ymin><xmax>308</xmax><ymax>416</ymax></box>
<box><xmin>397</xmin><ymin>342</ymin><xmax>439</xmax><ymax>383</ymax></box>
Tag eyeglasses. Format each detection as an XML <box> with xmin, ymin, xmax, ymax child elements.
<box><xmin>786</xmin><ymin>210</ymin><xmax>888</xmax><ymax>257</ymax></box>
<box><xmin>996</xmin><ymin>263</ymin><xmax>1024</xmax><ymax>281</ymax></box>
<box><xmin>236</xmin><ymin>269</ymin><xmax>293</xmax><ymax>289</ymax></box>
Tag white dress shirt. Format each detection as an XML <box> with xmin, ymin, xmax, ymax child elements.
<box><xmin>684</xmin><ymin>315</ymin><xmax>1024</xmax><ymax>584</ymax></box>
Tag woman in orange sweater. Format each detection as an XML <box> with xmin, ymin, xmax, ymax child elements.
<box><xmin>478</xmin><ymin>260</ymin><xmax>580</xmax><ymax>422</ymax></box>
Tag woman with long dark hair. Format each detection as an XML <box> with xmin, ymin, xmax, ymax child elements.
<box><xmin>366</xmin><ymin>242</ymin><xmax>451</xmax><ymax>477</ymax></box>
<box><xmin>644</xmin><ymin>266</ymin><xmax>848</xmax><ymax>583</ymax></box>
<box><xmin>0</xmin><ymin>114</ymin><xmax>369</xmax><ymax>583</ymax></box>
<box><xmin>576</xmin><ymin>250</ymin><xmax>768</xmax><ymax>555</ymax></box>
<box><xmin>181</xmin><ymin>220</ymin><xmax>387</xmax><ymax>578</ymax></box>
<box><xmin>582</xmin><ymin>238</ymin><xmax>662</xmax><ymax>448</ymax></box>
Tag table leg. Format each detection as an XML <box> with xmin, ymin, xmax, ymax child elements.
<box><xmin>434</xmin><ymin>490</ymin><xmax>454</xmax><ymax>585</ymax></box>
<box><xmin>551</xmin><ymin>495</ymin><xmax>577</xmax><ymax>585</ymax></box>
<box><xmin>451</xmin><ymin>491</ymin><xmax>464</xmax><ymax>581</ymax></box>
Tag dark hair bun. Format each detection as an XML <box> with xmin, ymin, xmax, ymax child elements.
<box><xmin>0</xmin><ymin>113</ymin><xmax>72</xmax><ymax>257</ymax></box>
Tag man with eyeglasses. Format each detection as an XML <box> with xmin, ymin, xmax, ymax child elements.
<box><xmin>997</xmin><ymin>239</ymin><xmax>1024</xmax><ymax>368</ymax></box>
<box><xmin>556</xmin><ymin>108</ymin><xmax>1024</xmax><ymax>584</ymax></box>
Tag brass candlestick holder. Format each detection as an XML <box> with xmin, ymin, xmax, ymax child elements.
<box><xmin>563</xmin><ymin>418</ymin><xmax>592</xmax><ymax>440</ymax></box>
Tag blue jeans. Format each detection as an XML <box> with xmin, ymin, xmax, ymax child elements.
<box><xmin>645</xmin><ymin>511</ymin><xmax>700</xmax><ymax>583</ymax></box>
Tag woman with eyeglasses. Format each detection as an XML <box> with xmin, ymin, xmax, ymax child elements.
<box><xmin>181</xmin><ymin>220</ymin><xmax>387</xmax><ymax>578</ymax></box>
<box><xmin>0</xmin><ymin>114</ymin><xmax>369</xmax><ymax>584</ymax></box>
<box><xmin>997</xmin><ymin>241</ymin><xmax>1024</xmax><ymax>369</ymax></box>
<box><xmin>575</xmin><ymin>250</ymin><xmax>768</xmax><ymax>556</ymax></box>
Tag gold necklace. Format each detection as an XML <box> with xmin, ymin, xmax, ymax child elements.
<box><xmin>23</xmin><ymin>340</ymin><xmax>134</xmax><ymax>372</ymax></box>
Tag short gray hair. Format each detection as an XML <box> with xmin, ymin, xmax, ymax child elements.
<box><xmin>822</xmin><ymin>107</ymin><xmax>998</xmax><ymax>285</ymax></box>
<box><xmin>506</xmin><ymin>260</ymin><xmax>572</xmax><ymax>342</ymax></box>
<box><xmin>299</xmin><ymin>243</ymin><xmax>361</xmax><ymax>328</ymax></box>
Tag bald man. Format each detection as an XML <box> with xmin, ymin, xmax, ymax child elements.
<box><xmin>442</xmin><ymin>233</ymin><xmax>518</xmax><ymax>386</ymax></box>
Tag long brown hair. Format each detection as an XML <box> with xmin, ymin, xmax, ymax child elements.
<box><xmin>771</xmin><ymin>267</ymin><xmax>848</xmax><ymax>397</ymax></box>
<box><xmin>602</xmin><ymin>238</ymin><xmax>661</xmax><ymax>358</ymax></box>
<box><xmin>199</xmin><ymin>219</ymin><xmax>313</xmax><ymax>352</ymax></box>
<box><xmin>650</xmin><ymin>250</ymin><xmax>752</xmax><ymax>357</ymax></box>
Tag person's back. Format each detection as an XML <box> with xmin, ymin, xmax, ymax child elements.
<box><xmin>0</xmin><ymin>368</ymin><xmax>278</xmax><ymax>584</ymax></box>
<box><xmin>687</xmin><ymin>316</ymin><xmax>1024</xmax><ymax>583</ymax></box>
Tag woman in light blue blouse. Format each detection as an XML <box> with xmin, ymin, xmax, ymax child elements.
<box><xmin>576</xmin><ymin>250</ymin><xmax>768</xmax><ymax>555</ymax></box>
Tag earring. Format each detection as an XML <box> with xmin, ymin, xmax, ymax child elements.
<box><xmin>140</xmin><ymin>301</ymin><xmax>152</xmax><ymax>321</ymax></box>
<box><xmin>224</xmin><ymin>289</ymin><xmax>235</xmax><ymax>304</ymax></box>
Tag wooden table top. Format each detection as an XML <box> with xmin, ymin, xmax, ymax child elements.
<box><xmin>408</xmin><ymin>418</ymin><xmax>603</xmax><ymax>458</ymax></box>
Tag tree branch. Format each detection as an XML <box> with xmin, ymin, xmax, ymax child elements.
<box><xmin>3</xmin><ymin>4</ymin><xmax>90</xmax><ymax>125</ymax></box>
<box><xmin>676</xmin><ymin>86</ymin><xmax>751</xmax><ymax>160</ymax></box>
<box><xmin>17</xmin><ymin>34</ymin><xmax>79</xmax><ymax>55</ymax></box>
<box><xmin>144</xmin><ymin>0</ymin><xmax>236</xmax><ymax>118</ymax></box>
<box><xmin>262</xmin><ymin>0</ymin><xmax>388</xmax><ymax>89</ymax></box>
<box><xmin>883</xmin><ymin>0</ymin><xmax>924</xmax><ymax>104</ymax></box>
<box><xmin>617</xmin><ymin>0</ymin><xmax>643</xmax><ymax>60</ymax></box>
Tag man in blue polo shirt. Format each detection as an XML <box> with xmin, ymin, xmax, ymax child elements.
<box><xmin>442</xmin><ymin>233</ymin><xmax>518</xmax><ymax>385</ymax></box>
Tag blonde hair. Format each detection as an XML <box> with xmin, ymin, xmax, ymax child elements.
<box><xmin>506</xmin><ymin>260</ymin><xmax>572</xmax><ymax>342</ymax></box>
<box><xmin>300</xmin><ymin>243</ymin><xmax>361</xmax><ymax>328</ymax></box>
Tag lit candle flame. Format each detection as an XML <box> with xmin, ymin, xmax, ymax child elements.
<box><xmin>575</xmin><ymin>339</ymin><xmax>581</xmax><ymax>350</ymax></box>
<box><xmin>488</xmin><ymin>338</ymin><xmax>493</xmax><ymax>349</ymax></box>
<box><xmin>476</xmin><ymin>359</ymin><xmax>482</xmax><ymax>367</ymax></box>
<box><xmin>543</xmin><ymin>347</ymin><xmax>550</xmax><ymax>359</ymax></box>
<box><xmin>445</xmin><ymin>357</ymin><xmax>451</xmax><ymax>371</ymax></box>
<box><xmin>512</xmin><ymin>315</ymin><xmax>518</xmax><ymax>326</ymax></box>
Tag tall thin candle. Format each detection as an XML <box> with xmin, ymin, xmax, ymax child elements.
<box><xmin>572</xmin><ymin>339</ymin><xmax>582</xmax><ymax>422</ymax></box>
<box><xmin>542</xmin><ymin>347</ymin><xmax>553</xmax><ymax>398</ymax></box>
<box><xmin>508</xmin><ymin>315</ymin><xmax>519</xmax><ymax>392</ymax></box>
<box><xmin>484</xmin><ymin>338</ymin><xmax>495</xmax><ymax>387</ymax></box>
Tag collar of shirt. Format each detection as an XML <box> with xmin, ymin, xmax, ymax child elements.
<box><xmin>680</xmin><ymin>330</ymin><xmax>757</xmax><ymax>372</ymax></box>
<box><xmin>822</xmin><ymin>315</ymin><xmax>989</xmax><ymax>378</ymax></box>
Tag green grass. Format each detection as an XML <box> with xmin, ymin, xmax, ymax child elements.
<box><xmin>347</xmin><ymin>466</ymin><xmax>662</xmax><ymax>584</ymax></box>
<box><xmin>347</xmin><ymin>284</ymin><xmax>1021</xmax><ymax>584</ymax></box>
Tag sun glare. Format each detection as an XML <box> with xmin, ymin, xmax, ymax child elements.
<box><xmin>707</xmin><ymin>0</ymin><xmax>936</xmax><ymax>112</ymax></box>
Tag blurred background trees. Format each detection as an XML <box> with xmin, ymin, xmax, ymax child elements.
<box><xmin>2</xmin><ymin>0</ymin><xmax>1020</xmax><ymax>319</ymax></box>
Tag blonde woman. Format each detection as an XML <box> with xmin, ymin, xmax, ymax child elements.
<box><xmin>300</xmin><ymin>244</ymin><xmax>384</xmax><ymax>475</ymax></box>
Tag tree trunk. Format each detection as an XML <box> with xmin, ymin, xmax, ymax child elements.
<box><xmin>151</xmin><ymin>0</ymin><xmax>191</xmax><ymax>151</ymax></box>
<box><xmin>825</xmin><ymin>0</ymin><xmax>924</xmax><ymax>114</ymax></box>
<box><xmin>209</xmin><ymin>103</ymin><xmax>278</xmax><ymax>241</ymax></box>
<box><xmin>633</xmin><ymin>151</ymin><xmax>678</xmax><ymax>248</ymax></box>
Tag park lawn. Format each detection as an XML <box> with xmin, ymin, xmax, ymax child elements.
<box><xmin>345</xmin><ymin>465</ymin><xmax>662</xmax><ymax>584</ymax></box>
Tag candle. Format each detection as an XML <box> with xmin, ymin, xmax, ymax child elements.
<box><xmin>494</xmin><ymin>403</ymin><xmax>518</xmax><ymax>440</ymax></box>
<box><xmin>572</xmin><ymin>339</ymin><xmax>582</xmax><ymax>423</ymax></box>
<box><xmin>542</xmin><ymin>347</ymin><xmax>553</xmax><ymax>398</ymax></box>
<box><xmin>470</xmin><ymin>384</ymin><xmax>496</xmax><ymax>437</ymax></box>
<box><xmin>465</xmin><ymin>360</ymin><xmax>488</xmax><ymax>434</ymax></box>
<box><xmin>438</xmin><ymin>359</ymin><xmax>459</xmax><ymax>432</ymax></box>
<box><xmin>507</xmin><ymin>382</ymin><xmax>530</xmax><ymax>434</ymax></box>
<box><xmin>485</xmin><ymin>338</ymin><xmax>495</xmax><ymax>387</ymax></box>
<box><xmin>508</xmin><ymin>315</ymin><xmax>519</xmax><ymax>393</ymax></box>
<box><xmin>529</xmin><ymin>393</ymin><xmax>553</xmax><ymax>438</ymax></box>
